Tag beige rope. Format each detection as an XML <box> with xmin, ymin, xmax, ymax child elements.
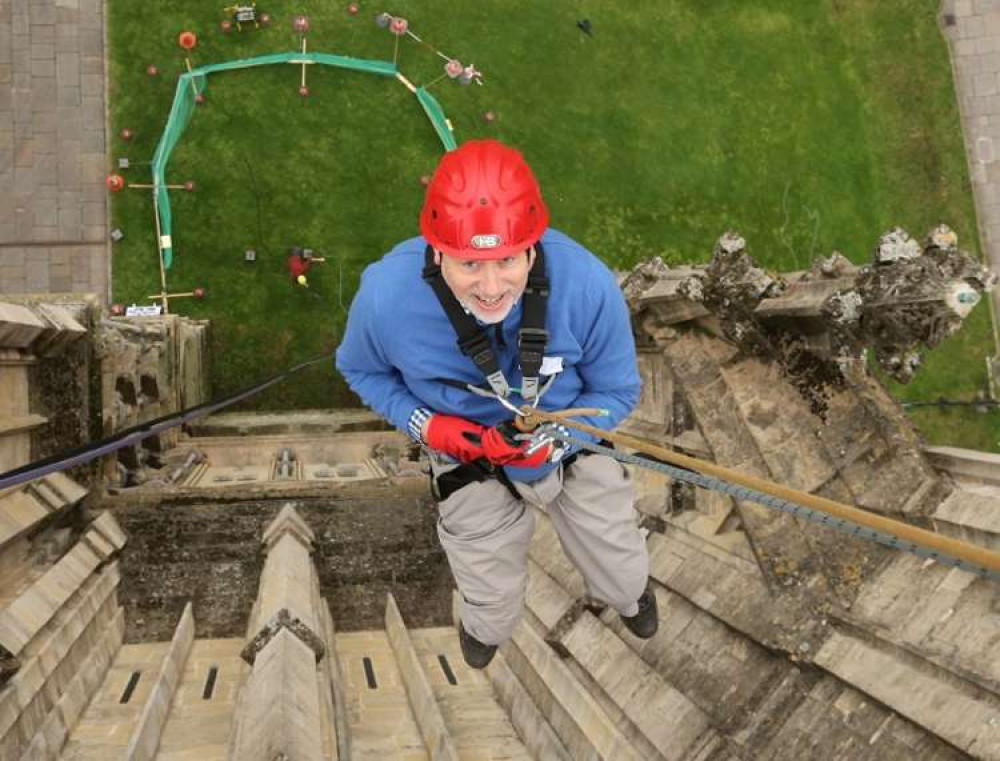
<box><xmin>521</xmin><ymin>406</ymin><xmax>1000</xmax><ymax>577</ymax></box>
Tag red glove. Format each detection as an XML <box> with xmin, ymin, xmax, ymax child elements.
<box><xmin>424</xmin><ymin>414</ymin><xmax>487</xmax><ymax>463</ymax></box>
<box><xmin>481</xmin><ymin>421</ymin><xmax>550</xmax><ymax>468</ymax></box>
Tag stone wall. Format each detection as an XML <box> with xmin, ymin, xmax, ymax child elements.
<box><xmin>114</xmin><ymin>489</ymin><xmax>453</xmax><ymax>643</ymax></box>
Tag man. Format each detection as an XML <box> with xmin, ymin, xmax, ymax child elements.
<box><xmin>336</xmin><ymin>139</ymin><xmax>656</xmax><ymax>668</ymax></box>
<box><xmin>287</xmin><ymin>247</ymin><xmax>311</xmax><ymax>287</ymax></box>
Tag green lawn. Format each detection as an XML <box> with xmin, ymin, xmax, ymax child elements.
<box><xmin>108</xmin><ymin>0</ymin><xmax>998</xmax><ymax>450</ymax></box>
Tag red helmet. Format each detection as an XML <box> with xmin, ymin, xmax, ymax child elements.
<box><xmin>420</xmin><ymin>139</ymin><xmax>549</xmax><ymax>260</ymax></box>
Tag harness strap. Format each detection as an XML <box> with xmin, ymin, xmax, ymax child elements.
<box><xmin>431</xmin><ymin>459</ymin><xmax>522</xmax><ymax>502</ymax></box>
<box><xmin>519</xmin><ymin>244</ymin><xmax>549</xmax><ymax>400</ymax></box>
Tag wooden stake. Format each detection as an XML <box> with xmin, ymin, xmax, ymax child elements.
<box><xmin>151</xmin><ymin>194</ymin><xmax>169</xmax><ymax>314</ymax></box>
<box><xmin>185</xmin><ymin>57</ymin><xmax>199</xmax><ymax>99</ymax></box>
<box><xmin>301</xmin><ymin>38</ymin><xmax>307</xmax><ymax>89</ymax></box>
<box><xmin>147</xmin><ymin>291</ymin><xmax>200</xmax><ymax>300</ymax></box>
<box><xmin>129</xmin><ymin>183</ymin><xmax>186</xmax><ymax>190</ymax></box>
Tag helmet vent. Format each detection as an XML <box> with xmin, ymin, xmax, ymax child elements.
<box><xmin>479</xmin><ymin>197</ymin><xmax>488</xmax><ymax>206</ymax></box>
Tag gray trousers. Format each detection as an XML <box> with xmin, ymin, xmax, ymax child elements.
<box><xmin>431</xmin><ymin>452</ymin><xmax>649</xmax><ymax>646</ymax></box>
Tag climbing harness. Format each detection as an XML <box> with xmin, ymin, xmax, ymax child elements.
<box><xmin>518</xmin><ymin>407</ymin><xmax>1000</xmax><ymax>582</ymax></box>
<box><xmin>422</xmin><ymin>241</ymin><xmax>550</xmax><ymax>402</ymax></box>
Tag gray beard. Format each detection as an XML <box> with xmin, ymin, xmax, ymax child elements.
<box><xmin>458</xmin><ymin>293</ymin><xmax>519</xmax><ymax>325</ymax></box>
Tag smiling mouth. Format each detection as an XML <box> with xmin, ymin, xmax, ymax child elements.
<box><xmin>474</xmin><ymin>294</ymin><xmax>506</xmax><ymax>309</ymax></box>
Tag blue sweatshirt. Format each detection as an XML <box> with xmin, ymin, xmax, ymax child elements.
<box><xmin>335</xmin><ymin>228</ymin><xmax>641</xmax><ymax>482</ymax></box>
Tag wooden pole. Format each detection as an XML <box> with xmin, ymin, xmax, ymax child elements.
<box><xmin>301</xmin><ymin>38</ymin><xmax>307</xmax><ymax>89</ymax></box>
<box><xmin>129</xmin><ymin>183</ymin><xmax>185</xmax><ymax>190</ymax></box>
<box><xmin>521</xmin><ymin>406</ymin><xmax>1000</xmax><ymax>577</ymax></box>
<box><xmin>184</xmin><ymin>57</ymin><xmax>198</xmax><ymax>99</ymax></box>
<box><xmin>147</xmin><ymin>291</ymin><xmax>198</xmax><ymax>300</ymax></box>
<box><xmin>395</xmin><ymin>72</ymin><xmax>416</xmax><ymax>93</ymax></box>
<box><xmin>151</xmin><ymin>194</ymin><xmax>169</xmax><ymax>314</ymax></box>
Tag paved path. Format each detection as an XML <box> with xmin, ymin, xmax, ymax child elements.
<box><xmin>943</xmin><ymin>0</ymin><xmax>1000</xmax><ymax>342</ymax></box>
<box><xmin>0</xmin><ymin>0</ymin><xmax>109</xmax><ymax>299</ymax></box>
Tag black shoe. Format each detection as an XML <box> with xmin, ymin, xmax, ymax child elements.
<box><xmin>459</xmin><ymin>623</ymin><xmax>497</xmax><ymax>669</ymax></box>
<box><xmin>620</xmin><ymin>584</ymin><xmax>659</xmax><ymax>639</ymax></box>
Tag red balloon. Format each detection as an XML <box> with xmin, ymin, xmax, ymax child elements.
<box><xmin>146</xmin><ymin>64</ymin><xmax>159</xmax><ymax>76</ymax></box>
<box><xmin>193</xmin><ymin>288</ymin><xmax>206</xmax><ymax>299</ymax></box>
<box><xmin>178</xmin><ymin>31</ymin><xmax>197</xmax><ymax>50</ymax></box>
<box><xmin>110</xmin><ymin>304</ymin><xmax>125</xmax><ymax>316</ymax></box>
<box><xmin>299</xmin><ymin>85</ymin><xmax>310</xmax><ymax>97</ymax></box>
<box><xmin>106</xmin><ymin>174</ymin><xmax>126</xmax><ymax>192</ymax></box>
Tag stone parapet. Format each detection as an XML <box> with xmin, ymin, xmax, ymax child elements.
<box><xmin>124</xmin><ymin>602</ymin><xmax>195</xmax><ymax>761</ymax></box>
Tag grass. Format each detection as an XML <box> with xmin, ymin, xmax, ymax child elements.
<box><xmin>108</xmin><ymin>0</ymin><xmax>998</xmax><ymax>450</ymax></box>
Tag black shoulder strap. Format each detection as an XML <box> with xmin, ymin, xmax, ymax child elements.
<box><xmin>519</xmin><ymin>241</ymin><xmax>549</xmax><ymax>400</ymax></box>
<box><xmin>422</xmin><ymin>245</ymin><xmax>510</xmax><ymax>397</ymax></box>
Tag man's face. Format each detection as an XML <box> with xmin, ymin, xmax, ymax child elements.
<box><xmin>438</xmin><ymin>248</ymin><xmax>536</xmax><ymax>324</ymax></box>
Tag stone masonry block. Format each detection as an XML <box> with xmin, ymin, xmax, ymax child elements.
<box><xmin>0</xmin><ymin>302</ymin><xmax>46</xmax><ymax>348</ymax></box>
<box><xmin>89</xmin><ymin>510</ymin><xmax>127</xmax><ymax>551</ymax></box>
<box><xmin>261</xmin><ymin>502</ymin><xmax>316</xmax><ymax>549</ymax></box>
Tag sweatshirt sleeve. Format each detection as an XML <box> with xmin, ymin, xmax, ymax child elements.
<box><xmin>335</xmin><ymin>267</ymin><xmax>425</xmax><ymax>434</ymax></box>
<box><xmin>566</xmin><ymin>263</ymin><xmax>641</xmax><ymax>441</ymax></box>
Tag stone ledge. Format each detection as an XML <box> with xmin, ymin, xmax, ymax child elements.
<box><xmin>0</xmin><ymin>540</ymin><xmax>102</xmax><ymax>655</ymax></box>
<box><xmin>0</xmin><ymin>473</ymin><xmax>87</xmax><ymax>552</ymax></box>
<box><xmin>814</xmin><ymin>629</ymin><xmax>1000</xmax><ymax>757</ymax></box>
<box><xmin>503</xmin><ymin>614</ymin><xmax>642</xmax><ymax>761</ymax></box>
<box><xmin>88</xmin><ymin>509</ymin><xmax>126</xmax><ymax>552</ymax></box>
<box><xmin>261</xmin><ymin>501</ymin><xmax>316</xmax><ymax>550</ymax></box>
<box><xmin>0</xmin><ymin>303</ymin><xmax>46</xmax><ymax>349</ymax></box>
<box><xmin>925</xmin><ymin>445</ymin><xmax>1000</xmax><ymax>486</ymax></box>
<box><xmin>32</xmin><ymin>304</ymin><xmax>86</xmax><ymax>357</ymax></box>
<box><xmin>0</xmin><ymin>415</ymin><xmax>48</xmax><ymax>437</ymax></box>
<box><xmin>558</xmin><ymin>609</ymin><xmax>718</xmax><ymax>760</ymax></box>
<box><xmin>484</xmin><ymin>647</ymin><xmax>573</xmax><ymax>761</ymax></box>
<box><xmin>125</xmin><ymin>602</ymin><xmax>195</xmax><ymax>761</ymax></box>
<box><xmin>20</xmin><ymin>605</ymin><xmax>123</xmax><ymax>760</ymax></box>
<box><xmin>386</xmin><ymin>593</ymin><xmax>459</xmax><ymax>761</ymax></box>
<box><xmin>0</xmin><ymin>564</ymin><xmax>120</xmax><ymax>749</ymax></box>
